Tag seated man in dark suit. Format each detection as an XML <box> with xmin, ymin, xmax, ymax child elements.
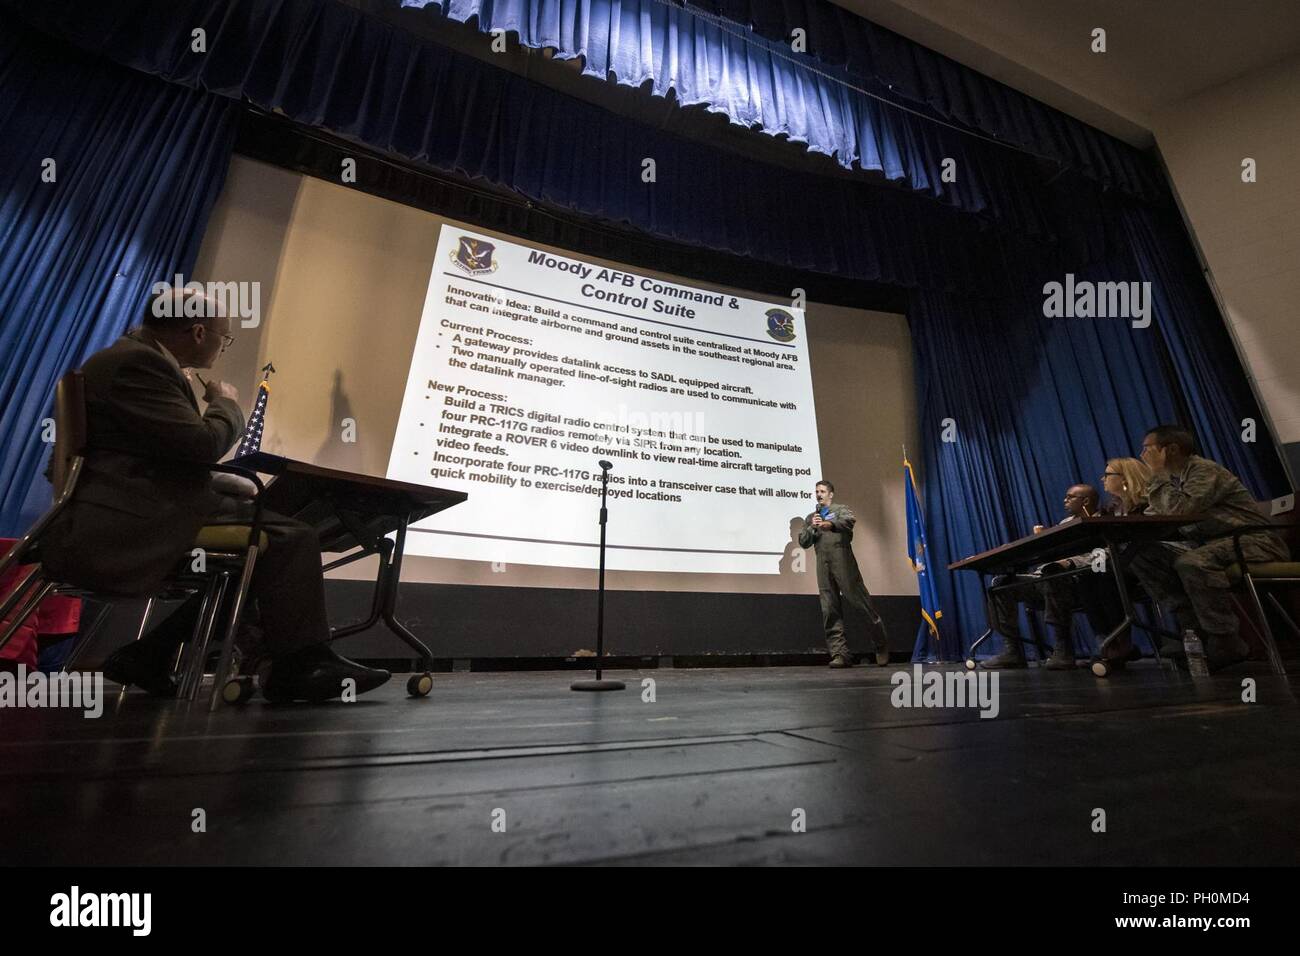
<box><xmin>39</xmin><ymin>286</ymin><xmax>390</xmax><ymax>701</ymax></box>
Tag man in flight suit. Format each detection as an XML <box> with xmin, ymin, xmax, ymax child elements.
<box><xmin>798</xmin><ymin>480</ymin><xmax>890</xmax><ymax>667</ymax></box>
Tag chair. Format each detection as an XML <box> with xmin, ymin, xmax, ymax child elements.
<box><xmin>1221</xmin><ymin>497</ymin><xmax>1300</xmax><ymax>675</ymax></box>
<box><xmin>0</xmin><ymin>370</ymin><xmax>267</xmax><ymax>709</ymax></box>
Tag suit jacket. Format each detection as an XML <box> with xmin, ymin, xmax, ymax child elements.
<box><xmin>40</xmin><ymin>329</ymin><xmax>245</xmax><ymax>595</ymax></box>
<box><xmin>798</xmin><ymin>503</ymin><xmax>858</xmax><ymax>555</ymax></box>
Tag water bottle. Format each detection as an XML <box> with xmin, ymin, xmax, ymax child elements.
<box><xmin>1183</xmin><ymin>628</ymin><xmax>1209</xmax><ymax>677</ymax></box>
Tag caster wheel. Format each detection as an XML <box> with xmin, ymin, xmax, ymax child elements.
<box><xmin>407</xmin><ymin>673</ymin><xmax>433</xmax><ymax>697</ymax></box>
<box><xmin>964</xmin><ymin>658</ymin><xmax>976</xmax><ymax>670</ymax></box>
<box><xmin>222</xmin><ymin>677</ymin><xmax>255</xmax><ymax>704</ymax></box>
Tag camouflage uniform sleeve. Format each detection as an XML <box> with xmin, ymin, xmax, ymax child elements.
<box><xmin>1147</xmin><ymin>459</ymin><xmax>1224</xmax><ymax>517</ymax></box>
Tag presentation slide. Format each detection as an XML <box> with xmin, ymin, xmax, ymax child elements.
<box><xmin>386</xmin><ymin>226</ymin><xmax>823</xmax><ymax>573</ymax></box>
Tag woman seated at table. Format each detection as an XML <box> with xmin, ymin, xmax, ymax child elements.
<box><xmin>1086</xmin><ymin>456</ymin><xmax>1154</xmax><ymax>670</ymax></box>
<box><xmin>1101</xmin><ymin>457</ymin><xmax>1152</xmax><ymax>516</ymax></box>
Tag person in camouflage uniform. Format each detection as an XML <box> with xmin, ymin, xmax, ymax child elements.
<box><xmin>798</xmin><ymin>480</ymin><xmax>890</xmax><ymax>668</ymax></box>
<box><xmin>1123</xmin><ymin>425</ymin><xmax>1288</xmax><ymax>672</ymax></box>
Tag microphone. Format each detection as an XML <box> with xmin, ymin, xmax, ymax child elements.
<box><xmin>598</xmin><ymin>459</ymin><xmax>613</xmax><ymax>471</ymax></box>
<box><xmin>814</xmin><ymin>501</ymin><xmax>830</xmax><ymax>527</ymax></box>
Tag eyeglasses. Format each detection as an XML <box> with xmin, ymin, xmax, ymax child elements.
<box><xmin>192</xmin><ymin>323</ymin><xmax>235</xmax><ymax>352</ymax></box>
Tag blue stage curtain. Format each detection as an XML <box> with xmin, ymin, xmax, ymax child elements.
<box><xmin>909</xmin><ymin>206</ymin><xmax>1290</xmax><ymax>658</ymax></box>
<box><xmin>0</xmin><ymin>19</ymin><xmax>238</xmax><ymax>535</ymax></box>
<box><xmin>1118</xmin><ymin>202</ymin><xmax>1279</xmax><ymax>491</ymax></box>
<box><xmin>402</xmin><ymin>0</ymin><xmax>1163</xmax><ymax>205</ymax></box>
<box><xmin>909</xmin><ymin>280</ymin><xmax>1180</xmax><ymax>661</ymax></box>
<box><xmin>0</xmin><ymin>0</ymin><xmax>1112</xmax><ymax>297</ymax></box>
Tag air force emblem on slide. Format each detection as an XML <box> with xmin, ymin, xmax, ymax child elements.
<box><xmin>452</xmin><ymin>237</ymin><xmax>499</xmax><ymax>275</ymax></box>
<box><xmin>765</xmin><ymin>308</ymin><xmax>796</xmax><ymax>342</ymax></box>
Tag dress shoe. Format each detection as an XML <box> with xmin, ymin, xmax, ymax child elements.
<box><xmin>102</xmin><ymin>640</ymin><xmax>178</xmax><ymax>698</ymax></box>
<box><xmin>828</xmin><ymin>654</ymin><xmax>854</xmax><ymax>668</ymax></box>
<box><xmin>262</xmin><ymin>644</ymin><xmax>391</xmax><ymax>702</ymax></box>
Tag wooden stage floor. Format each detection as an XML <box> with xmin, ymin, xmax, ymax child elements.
<box><xmin>2</xmin><ymin>662</ymin><xmax>1297</xmax><ymax>866</ymax></box>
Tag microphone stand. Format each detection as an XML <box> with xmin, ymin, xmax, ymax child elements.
<box><xmin>572</xmin><ymin>459</ymin><xmax>625</xmax><ymax>692</ymax></box>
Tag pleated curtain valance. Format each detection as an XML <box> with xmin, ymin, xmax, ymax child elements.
<box><xmin>0</xmin><ymin>0</ymin><xmax>1129</xmax><ymax>297</ymax></box>
<box><xmin>401</xmin><ymin>0</ymin><xmax>1165</xmax><ymax>207</ymax></box>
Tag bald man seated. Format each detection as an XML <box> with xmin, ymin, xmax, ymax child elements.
<box><xmin>40</xmin><ymin>286</ymin><xmax>390</xmax><ymax>702</ymax></box>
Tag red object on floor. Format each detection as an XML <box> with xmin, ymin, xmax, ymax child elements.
<box><xmin>0</xmin><ymin>538</ymin><xmax>82</xmax><ymax>668</ymax></box>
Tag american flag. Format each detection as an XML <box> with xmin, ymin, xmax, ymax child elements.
<box><xmin>236</xmin><ymin>363</ymin><xmax>274</xmax><ymax>457</ymax></box>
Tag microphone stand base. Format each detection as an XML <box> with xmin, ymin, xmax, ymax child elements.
<box><xmin>570</xmin><ymin>679</ymin><xmax>627</xmax><ymax>692</ymax></box>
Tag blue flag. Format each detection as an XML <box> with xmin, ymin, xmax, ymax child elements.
<box><xmin>905</xmin><ymin>457</ymin><xmax>942</xmax><ymax>657</ymax></box>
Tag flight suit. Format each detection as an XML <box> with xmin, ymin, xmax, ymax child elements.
<box><xmin>798</xmin><ymin>503</ymin><xmax>887</xmax><ymax>658</ymax></box>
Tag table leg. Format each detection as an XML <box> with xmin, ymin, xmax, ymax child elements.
<box><xmin>1092</xmin><ymin>538</ymin><xmax>1135</xmax><ymax>677</ymax></box>
<box><xmin>964</xmin><ymin>629</ymin><xmax>992</xmax><ymax>670</ymax></box>
<box><xmin>964</xmin><ymin>572</ymin><xmax>994</xmax><ymax>669</ymax></box>
<box><xmin>328</xmin><ymin>539</ymin><xmax>390</xmax><ymax>641</ymax></box>
<box><xmin>381</xmin><ymin>516</ymin><xmax>435</xmax><ymax>696</ymax></box>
